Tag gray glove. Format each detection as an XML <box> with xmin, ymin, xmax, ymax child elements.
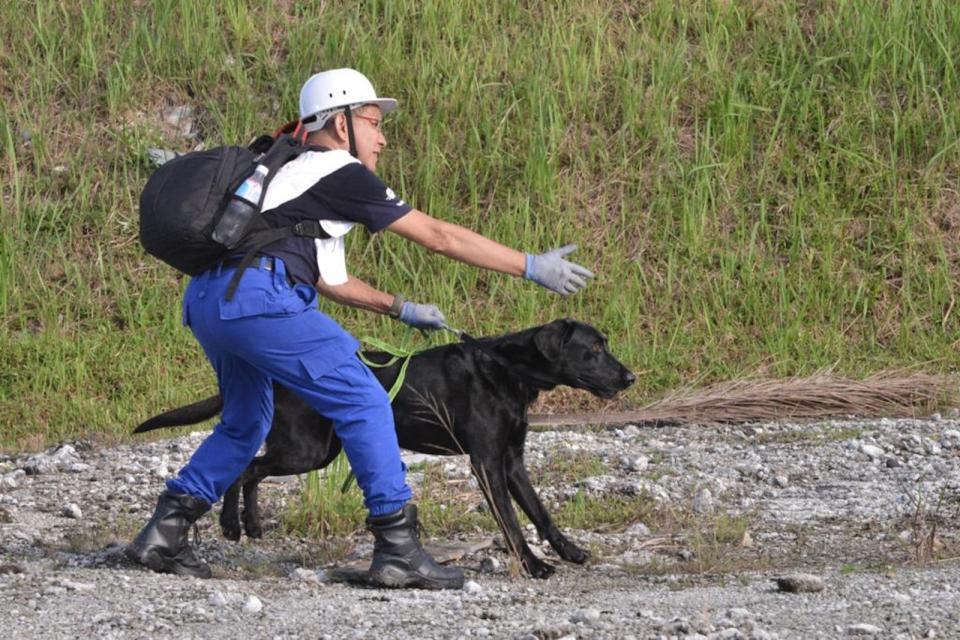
<box><xmin>524</xmin><ymin>244</ymin><xmax>595</xmax><ymax>296</ymax></box>
<box><xmin>398</xmin><ymin>301</ymin><xmax>447</xmax><ymax>330</ymax></box>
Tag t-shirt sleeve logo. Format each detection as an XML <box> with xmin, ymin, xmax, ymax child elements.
<box><xmin>384</xmin><ymin>187</ymin><xmax>406</xmax><ymax>207</ymax></box>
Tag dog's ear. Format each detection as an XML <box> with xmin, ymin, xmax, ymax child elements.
<box><xmin>533</xmin><ymin>319</ymin><xmax>575</xmax><ymax>361</ymax></box>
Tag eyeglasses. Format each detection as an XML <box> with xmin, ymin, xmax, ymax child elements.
<box><xmin>352</xmin><ymin>113</ymin><xmax>384</xmax><ymax>132</ymax></box>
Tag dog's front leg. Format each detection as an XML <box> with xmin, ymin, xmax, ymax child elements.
<box><xmin>471</xmin><ymin>455</ymin><xmax>556</xmax><ymax>579</ymax></box>
<box><xmin>220</xmin><ymin>480</ymin><xmax>243</xmax><ymax>541</ymax></box>
<box><xmin>240</xmin><ymin>464</ymin><xmax>267</xmax><ymax>539</ymax></box>
<box><xmin>504</xmin><ymin>447</ymin><xmax>589</xmax><ymax>564</ymax></box>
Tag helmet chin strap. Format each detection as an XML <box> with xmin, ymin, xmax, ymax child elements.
<box><xmin>344</xmin><ymin>104</ymin><xmax>358</xmax><ymax>158</ymax></box>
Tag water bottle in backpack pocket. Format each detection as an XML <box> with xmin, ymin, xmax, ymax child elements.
<box><xmin>211</xmin><ymin>164</ymin><xmax>269</xmax><ymax>249</ymax></box>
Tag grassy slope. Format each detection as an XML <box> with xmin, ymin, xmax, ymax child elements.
<box><xmin>1</xmin><ymin>0</ymin><xmax>958</xmax><ymax>451</ymax></box>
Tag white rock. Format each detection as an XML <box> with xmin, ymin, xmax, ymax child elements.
<box><xmin>59</xmin><ymin>579</ymin><xmax>95</xmax><ymax>591</ymax></box>
<box><xmin>630</xmin><ymin>480</ymin><xmax>670</xmax><ymax>502</ymax></box>
<box><xmin>923</xmin><ymin>439</ymin><xmax>942</xmax><ymax>455</ymax></box>
<box><xmin>163</xmin><ymin>105</ymin><xmax>196</xmax><ymax>138</ymax></box>
<box><xmin>860</xmin><ymin>444</ymin><xmax>884</xmax><ymax>459</ymax></box>
<box><xmin>626</xmin><ymin>522</ymin><xmax>651</xmax><ymax>537</ymax></box>
<box><xmin>774</xmin><ymin>574</ymin><xmax>824</xmax><ymax>593</ymax></box>
<box><xmin>637</xmin><ymin>609</ymin><xmax>664</xmax><ymax>623</ymax></box>
<box><xmin>52</xmin><ymin>445</ymin><xmax>78</xmax><ymax>461</ymax></box>
<box><xmin>463</xmin><ymin>580</ymin><xmax>483</xmax><ymax>595</ymax></box>
<box><xmin>62</xmin><ymin>503</ymin><xmax>82</xmax><ymax>519</ymax></box>
<box><xmin>479</xmin><ymin>557</ymin><xmax>501</xmax><ymax>573</ymax></box>
<box><xmin>727</xmin><ymin>607</ymin><xmax>753</xmax><ymax>622</ymax></box>
<box><xmin>847</xmin><ymin>623</ymin><xmax>882</xmax><ymax>636</ymax></box>
<box><xmin>146</xmin><ymin>149</ymin><xmax>180</xmax><ymax>166</ymax></box>
<box><xmin>571</xmin><ymin>608</ymin><xmax>601</xmax><ymax>624</ymax></box>
<box><xmin>692</xmin><ymin>488</ymin><xmax>714</xmax><ymax>514</ymax></box>
<box><xmin>291</xmin><ymin>568</ymin><xmax>320</xmax><ymax>584</ymax></box>
<box><xmin>625</xmin><ymin>456</ymin><xmax>649</xmax><ymax>472</ymax></box>
<box><xmin>579</xmin><ymin>475</ymin><xmax>616</xmax><ymax>493</ymax></box>
<box><xmin>208</xmin><ymin>591</ymin><xmax>228</xmax><ymax>606</ymax></box>
<box><xmin>242</xmin><ymin>595</ymin><xmax>263</xmax><ymax>614</ymax></box>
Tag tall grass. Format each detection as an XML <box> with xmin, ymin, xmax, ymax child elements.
<box><xmin>282</xmin><ymin>454</ymin><xmax>365</xmax><ymax>540</ymax></box>
<box><xmin>2</xmin><ymin>0</ymin><xmax>959</xmax><ymax>450</ymax></box>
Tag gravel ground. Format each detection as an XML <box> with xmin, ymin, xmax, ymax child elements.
<box><xmin>1</xmin><ymin>414</ymin><xmax>959</xmax><ymax>640</ymax></box>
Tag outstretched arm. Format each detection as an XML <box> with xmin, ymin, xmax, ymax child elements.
<box><xmin>386</xmin><ymin>210</ymin><xmax>526</xmax><ymax>275</ymax></box>
<box><xmin>386</xmin><ymin>209</ymin><xmax>594</xmax><ymax>295</ymax></box>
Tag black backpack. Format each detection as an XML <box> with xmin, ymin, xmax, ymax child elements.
<box><xmin>139</xmin><ymin>128</ymin><xmax>329</xmax><ymax>299</ymax></box>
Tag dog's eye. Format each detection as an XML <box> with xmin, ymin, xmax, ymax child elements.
<box><xmin>591</xmin><ymin>342</ymin><xmax>603</xmax><ymax>353</ymax></box>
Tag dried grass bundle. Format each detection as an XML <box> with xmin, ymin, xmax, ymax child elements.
<box><xmin>530</xmin><ymin>373</ymin><xmax>958</xmax><ymax>427</ymax></box>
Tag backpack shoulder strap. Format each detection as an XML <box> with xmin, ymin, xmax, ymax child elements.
<box><xmin>220</xmin><ymin>132</ymin><xmax>333</xmax><ymax>300</ymax></box>
<box><xmin>251</xmin><ymin>135</ymin><xmax>328</xmax><ymax>208</ymax></box>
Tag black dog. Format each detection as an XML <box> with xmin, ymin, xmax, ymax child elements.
<box><xmin>135</xmin><ymin>319</ymin><xmax>635</xmax><ymax>578</ymax></box>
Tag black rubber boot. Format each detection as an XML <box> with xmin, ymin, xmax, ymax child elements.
<box><xmin>125</xmin><ymin>490</ymin><xmax>212</xmax><ymax>579</ymax></box>
<box><xmin>366</xmin><ymin>503</ymin><xmax>464</xmax><ymax>590</ymax></box>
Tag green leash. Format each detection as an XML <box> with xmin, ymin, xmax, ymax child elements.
<box><xmin>340</xmin><ymin>332</ymin><xmax>441</xmax><ymax>493</ymax></box>
<box><xmin>356</xmin><ymin>336</ymin><xmax>420</xmax><ymax>402</ymax></box>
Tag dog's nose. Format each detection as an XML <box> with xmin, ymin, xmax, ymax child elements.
<box><xmin>623</xmin><ymin>371</ymin><xmax>636</xmax><ymax>386</ymax></box>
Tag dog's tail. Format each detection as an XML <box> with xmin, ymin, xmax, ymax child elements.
<box><xmin>133</xmin><ymin>396</ymin><xmax>223</xmax><ymax>434</ymax></box>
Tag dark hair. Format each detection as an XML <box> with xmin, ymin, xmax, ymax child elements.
<box><xmin>321</xmin><ymin>112</ymin><xmax>340</xmax><ymax>133</ymax></box>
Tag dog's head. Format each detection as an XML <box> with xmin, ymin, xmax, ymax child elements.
<box><xmin>532</xmin><ymin>319</ymin><xmax>635</xmax><ymax>398</ymax></box>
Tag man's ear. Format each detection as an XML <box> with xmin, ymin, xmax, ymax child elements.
<box><xmin>533</xmin><ymin>319</ymin><xmax>574</xmax><ymax>361</ymax></box>
<box><xmin>333</xmin><ymin>111</ymin><xmax>350</xmax><ymax>143</ymax></box>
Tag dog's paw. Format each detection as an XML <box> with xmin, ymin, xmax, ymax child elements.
<box><xmin>523</xmin><ymin>556</ymin><xmax>556</xmax><ymax>579</ymax></box>
<box><xmin>241</xmin><ymin>514</ymin><xmax>264</xmax><ymax>539</ymax></box>
<box><xmin>220</xmin><ymin>521</ymin><xmax>242</xmax><ymax>542</ymax></box>
<box><xmin>557</xmin><ymin>541</ymin><xmax>590</xmax><ymax>564</ymax></box>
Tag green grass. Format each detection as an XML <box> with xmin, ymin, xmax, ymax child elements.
<box><xmin>281</xmin><ymin>454</ymin><xmax>366</xmax><ymax>540</ymax></box>
<box><xmin>3</xmin><ymin>0</ymin><xmax>960</xmax><ymax>450</ymax></box>
<box><xmin>556</xmin><ymin>490</ymin><xmax>657</xmax><ymax>531</ymax></box>
<box><xmin>529</xmin><ymin>450</ymin><xmax>610</xmax><ymax>487</ymax></box>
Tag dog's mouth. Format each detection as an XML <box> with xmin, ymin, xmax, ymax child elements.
<box><xmin>576</xmin><ymin>377</ymin><xmax>624</xmax><ymax>399</ymax></box>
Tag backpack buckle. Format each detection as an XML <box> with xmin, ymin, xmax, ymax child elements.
<box><xmin>293</xmin><ymin>221</ymin><xmax>322</xmax><ymax>237</ymax></box>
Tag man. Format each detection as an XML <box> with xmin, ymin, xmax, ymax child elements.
<box><xmin>126</xmin><ymin>68</ymin><xmax>594</xmax><ymax>589</ymax></box>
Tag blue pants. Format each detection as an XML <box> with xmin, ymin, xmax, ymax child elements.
<box><xmin>166</xmin><ymin>258</ymin><xmax>412</xmax><ymax>516</ymax></box>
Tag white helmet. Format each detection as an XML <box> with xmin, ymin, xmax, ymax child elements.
<box><xmin>299</xmin><ymin>68</ymin><xmax>397</xmax><ymax>132</ymax></box>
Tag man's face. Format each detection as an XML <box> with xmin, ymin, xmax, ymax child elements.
<box><xmin>350</xmin><ymin>105</ymin><xmax>386</xmax><ymax>172</ymax></box>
